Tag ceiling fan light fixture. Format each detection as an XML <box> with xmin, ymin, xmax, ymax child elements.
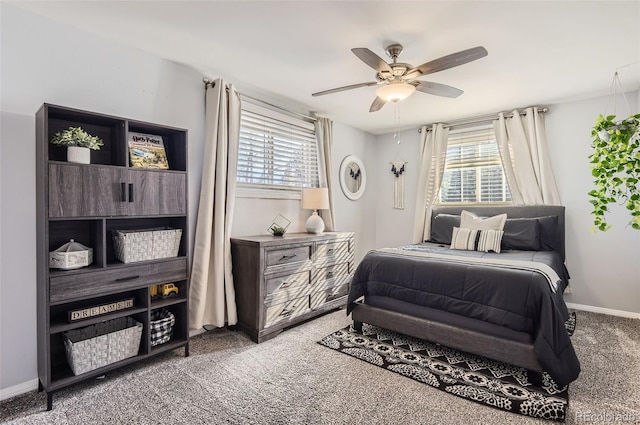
<box><xmin>376</xmin><ymin>82</ymin><xmax>416</xmax><ymax>102</ymax></box>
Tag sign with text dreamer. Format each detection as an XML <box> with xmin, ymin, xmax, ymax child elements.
<box><xmin>68</xmin><ymin>298</ymin><xmax>135</xmax><ymax>322</ymax></box>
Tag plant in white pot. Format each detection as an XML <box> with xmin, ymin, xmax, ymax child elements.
<box><xmin>50</xmin><ymin>127</ymin><xmax>104</xmax><ymax>164</ymax></box>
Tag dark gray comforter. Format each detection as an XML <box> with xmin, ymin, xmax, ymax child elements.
<box><xmin>347</xmin><ymin>243</ymin><xmax>580</xmax><ymax>387</ymax></box>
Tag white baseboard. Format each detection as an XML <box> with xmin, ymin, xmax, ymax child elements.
<box><xmin>0</xmin><ymin>378</ymin><xmax>38</xmax><ymax>401</ymax></box>
<box><xmin>566</xmin><ymin>302</ymin><xmax>640</xmax><ymax>319</ymax></box>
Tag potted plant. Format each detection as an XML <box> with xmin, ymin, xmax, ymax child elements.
<box><xmin>267</xmin><ymin>214</ymin><xmax>291</xmax><ymax>237</ymax></box>
<box><xmin>50</xmin><ymin>127</ymin><xmax>104</xmax><ymax>164</ymax></box>
<box><xmin>268</xmin><ymin>224</ymin><xmax>287</xmax><ymax>237</ymax></box>
<box><xmin>588</xmin><ymin>113</ymin><xmax>640</xmax><ymax>231</ymax></box>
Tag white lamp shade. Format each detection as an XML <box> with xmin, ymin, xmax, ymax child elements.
<box><xmin>375</xmin><ymin>83</ymin><xmax>416</xmax><ymax>102</ymax></box>
<box><xmin>302</xmin><ymin>188</ymin><xmax>329</xmax><ymax>210</ymax></box>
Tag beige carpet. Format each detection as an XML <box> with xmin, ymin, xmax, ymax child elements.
<box><xmin>1</xmin><ymin>310</ymin><xmax>638</xmax><ymax>424</ymax></box>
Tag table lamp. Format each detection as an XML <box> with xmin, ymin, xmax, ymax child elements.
<box><xmin>302</xmin><ymin>188</ymin><xmax>329</xmax><ymax>234</ymax></box>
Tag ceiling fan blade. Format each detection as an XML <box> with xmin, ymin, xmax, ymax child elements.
<box><xmin>405</xmin><ymin>46</ymin><xmax>488</xmax><ymax>79</ymax></box>
<box><xmin>413</xmin><ymin>81</ymin><xmax>464</xmax><ymax>98</ymax></box>
<box><xmin>369</xmin><ymin>96</ymin><xmax>387</xmax><ymax>112</ymax></box>
<box><xmin>351</xmin><ymin>48</ymin><xmax>393</xmax><ymax>73</ymax></box>
<box><xmin>312</xmin><ymin>81</ymin><xmax>378</xmax><ymax>97</ymax></box>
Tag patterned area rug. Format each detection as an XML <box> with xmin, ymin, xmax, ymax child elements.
<box><xmin>319</xmin><ymin>313</ymin><xmax>576</xmax><ymax>422</ymax></box>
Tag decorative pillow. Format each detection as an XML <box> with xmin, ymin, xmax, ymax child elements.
<box><xmin>450</xmin><ymin>227</ymin><xmax>478</xmax><ymax>250</ymax></box>
<box><xmin>536</xmin><ymin>215</ymin><xmax>560</xmax><ymax>252</ymax></box>
<box><xmin>460</xmin><ymin>210</ymin><xmax>507</xmax><ymax>231</ymax></box>
<box><xmin>450</xmin><ymin>227</ymin><xmax>504</xmax><ymax>253</ymax></box>
<box><xmin>502</xmin><ymin>218</ymin><xmax>541</xmax><ymax>251</ymax></box>
<box><xmin>429</xmin><ymin>214</ymin><xmax>461</xmax><ymax>244</ymax></box>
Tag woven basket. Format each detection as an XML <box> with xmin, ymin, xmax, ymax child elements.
<box><xmin>63</xmin><ymin>317</ymin><xmax>143</xmax><ymax>375</ymax></box>
<box><xmin>112</xmin><ymin>227</ymin><xmax>182</xmax><ymax>263</ymax></box>
<box><xmin>150</xmin><ymin>309</ymin><xmax>175</xmax><ymax>347</ymax></box>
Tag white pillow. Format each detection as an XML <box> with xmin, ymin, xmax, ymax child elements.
<box><xmin>460</xmin><ymin>210</ymin><xmax>507</xmax><ymax>231</ymax></box>
<box><xmin>450</xmin><ymin>227</ymin><xmax>504</xmax><ymax>253</ymax></box>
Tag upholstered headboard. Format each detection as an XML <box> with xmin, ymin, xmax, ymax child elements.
<box><xmin>430</xmin><ymin>205</ymin><xmax>566</xmax><ymax>260</ymax></box>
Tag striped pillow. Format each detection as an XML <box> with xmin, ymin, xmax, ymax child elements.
<box><xmin>450</xmin><ymin>227</ymin><xmax>504</xmax><ymax>253</ymax></box>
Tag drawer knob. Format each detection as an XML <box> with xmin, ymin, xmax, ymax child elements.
<box><xmin>281</xmin><ymin>253</ymin><xmax>297</xmax><ymax>260</ymax></box>
<box><xmin>280</xmin><ymin>307</ymin><xmax>295</xmax><ymax>317</ymax></box>
<box><xmin>326</xmin><ymin>271</ymin><xmax>334</xmax><ymax>278</ymax></box>
<box><xmin>327</xmin><ymin>248</ymin><xmax>335</xmax><ymax>254</ymax></box>
<box><xmin>281</xmin><ymin>281</ymin><xmax>290</xmax><ymax>288</ymax></box>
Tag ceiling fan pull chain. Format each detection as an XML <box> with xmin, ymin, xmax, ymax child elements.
<box><xmin>394</xmin><ymin>103</ymin><xmax>401</xmax><ymax>145</ymax></box>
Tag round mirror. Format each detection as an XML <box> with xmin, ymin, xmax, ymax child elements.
<box><xmin>339</xmin><ymin>155</ymin><xmax>366</xmax><ymax>200</ymax></box>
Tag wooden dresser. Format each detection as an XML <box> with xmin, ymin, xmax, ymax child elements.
<box><xmin>230</xmin><ymin>232</ymin><xmax>354</xmax><ymax>343</ymax></box>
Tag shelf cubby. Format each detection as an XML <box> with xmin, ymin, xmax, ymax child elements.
<box><xmin>47</xmin><ymin>106</ymin><xmax>126</xmax><ymax>167</ymax></box>
<box><xmin>127</xmin><ymin>121</ymin><xmax>187</xmax><ymax>172</ymax></box>
<box><xmin>105</xmin><ymin>217</ymin><xmax>187</xmax><ymax>266</ymax></box>
<box><xmin>49</xmin><ymin>289</ymin><xmax>148</xmax><ymax>334</ymax></box>
<box><xmin>48</xmin><ymin>219</ymin><xmax>105</xmax><ymax>268</ymax></box>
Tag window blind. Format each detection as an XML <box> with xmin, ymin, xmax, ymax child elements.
<box><xmin>238</xmin><ymin>102</ymin><xmax>319</xmax><ymax>190</ymax></box>
<box><xmin>438</xmin><ymin>126</ymin><xmax>511</xmax><ymax>203</ymax></box>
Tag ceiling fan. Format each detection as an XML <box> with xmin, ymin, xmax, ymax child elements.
<box><xmin>312</xmin><ymin>43</ymin><xmax>488</xmax><ymax>112</ymax></box>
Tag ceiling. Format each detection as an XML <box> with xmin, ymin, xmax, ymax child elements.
<box><xmin>12</xmin><ymin>1</ymin><xmax>640</xmax><ymax>135</ymax></box>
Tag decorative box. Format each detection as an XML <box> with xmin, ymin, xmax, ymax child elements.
<box><xmin>49</xmin><ymin>239</ymin><xmax>93</xmax><ymax>270</ymax></box>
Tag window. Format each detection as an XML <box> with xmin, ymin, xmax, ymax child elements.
<box><xmin>438</xmin><ymin>126</ymin><xmax>512</xmax><ymax>204</ymax></box>
<box><xmin>237</xmin><ymin>102</ymin><xmax>319</xmax><ymax>191</ymax></box>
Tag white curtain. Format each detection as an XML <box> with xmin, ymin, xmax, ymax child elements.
<box><xmin>189</xmin><ymin>79</ymin><xmax>240</xmax><ymax>329</ymax></box>
<box><xmin>413</xmin><ymin>124</ymin><xmax>449</xmax><ymax>243</ymax></box>
<box><xmin>315</xmin><ymin>117</ymin><xmax>336</xmax><ymax>231</ymax></box>
<box><xmin>493</xmin><ymin>107</ymin><xmax>561</xmax><ymax>205</ymax></box>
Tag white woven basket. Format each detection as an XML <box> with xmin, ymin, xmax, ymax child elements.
<box><xmin>63</xmin><ymin>317</ymin><xmax>143</xmax><ymax>375</ymax></box>
<box><xmin>112</xmin><ymin>227</ymin><xmax>182</xmax><ymax>263</ymax></box>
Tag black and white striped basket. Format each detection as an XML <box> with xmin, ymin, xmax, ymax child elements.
<box><xmin>150</xmin><ymin>309</ymin><xmax>175</xmax><ymax>346</ymax></box>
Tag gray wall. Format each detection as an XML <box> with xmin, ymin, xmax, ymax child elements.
<box><xmin>0</xmin><ymin>3</ymin><xmax>374</xmax><ymax>397</ymax></box>
<box><xmin>367</xmin><ymin>92</ymin><xmax>640</xmax><ymax>316</ymax></box>
<box><xmin>0</xmin><ymin>3</ymin><xmax>204</xmax><ymax>396</ymax></box>
<box><xmin>2</xmin><ymin>0</ymin><xmax>638</xmax><ymax>400</ymax></box>
<box><xmin>546</xmin><ymin>92</ymin><xmax>640</xmax><ymax>314</ymax></box>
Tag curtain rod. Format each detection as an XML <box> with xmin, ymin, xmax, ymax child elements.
<box><xmin>203</xmin><ymin>78</ymin><xmax>317</xmax><ymax>122</ymax></box>
<box><xmin>417</xmin><ymin>106</ymin><xmax>549</xmax><ymax>133</ymax></box>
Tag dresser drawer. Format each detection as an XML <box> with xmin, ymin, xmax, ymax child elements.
<box><xmin>313</xmin><ymin>261</ymin><xmax>352</xmax><ymax>291</ymax></box>
<box><xmin>265</xmin><ymin>245</ymin><xmax>312</xmax><ymax>270</ymax></box>
<box><xmin>310</xmin><ymin>282</ymin><xmax>349</xmax><ymax>310</ymax></box>
<box><xmin>265</xmin><ymin>270</ymin><xmax>311</xmax><ymax>306</ymax></box>
<box><xmin>316</xmin><ymin>239</ymin><xmax>351</xmax><ymax>265</ymax></box>
<box><xmin>50</xmin><ymin>258</ymin><xmax>188</xmax><ymax>305</ymax></box>
<box><xmin>264</xmin><ymin>295</ymin><xmax>310</xmax><ymax>328</ymax></box>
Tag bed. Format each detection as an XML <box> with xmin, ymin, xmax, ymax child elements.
<box><xmin>347</xmin><ymin>205</ymin><xmax>580</xmax><ymax>388</ymax></box>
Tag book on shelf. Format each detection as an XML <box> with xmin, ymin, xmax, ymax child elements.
<box><xmin>128</xmin><ymin>132</ymin><xmax>169</xmax><ymax>169</ymax></box>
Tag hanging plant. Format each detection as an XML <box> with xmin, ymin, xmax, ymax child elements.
<box><xmin>588</xmin><ymin>113</ymin><xmax>640</xmax><ymax>231</ymax></box>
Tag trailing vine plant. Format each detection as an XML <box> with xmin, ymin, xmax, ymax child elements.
<box><xmin>588</xmin><ymin>113</ymin><xmax>640</xmax><ymax>231</ymax></box>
